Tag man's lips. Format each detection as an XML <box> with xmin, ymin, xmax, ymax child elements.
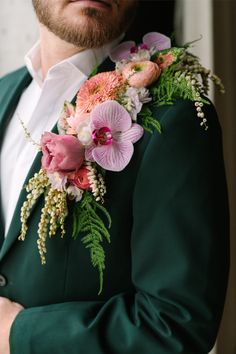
<box><xmin>69</xmin><ymin>0</ymin><xmax>112</xmax><ymax>8</ymax></box>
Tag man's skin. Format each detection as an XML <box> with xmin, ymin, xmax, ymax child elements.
<box><xmin>0</xmin><ymin>0</ymin><xmax>137</xmax><ymax>353</ymax></box>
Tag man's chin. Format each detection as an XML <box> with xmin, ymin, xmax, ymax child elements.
<box><xmin>32</xmin><ymin>0</ymin><xmax>136</xmax><ymax>48</ymax></box>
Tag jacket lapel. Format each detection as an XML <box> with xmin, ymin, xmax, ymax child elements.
<box><xmin>0</xmin><ymin>153</ymin><xmax>42</xmax><ymax>259</ymax></box>
<box><xmin>0</xmin><ymin>68</ymin><xmax>32</xmax><ymax>251</ymax></box>
<box><xmin>0</xmin><ymin>68</ymin><xmax>32</xmax><ymax>146</ymax></box>
<box><xmin>0</xmin><ymin>56</ymin><xmax>115</xmax><ymax>260</ymax></box>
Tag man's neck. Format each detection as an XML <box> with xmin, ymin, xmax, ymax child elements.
<box><xmin>39</xmin><ymin>25</ymin><xmax>85</xmax><ymax>79</ymax></box>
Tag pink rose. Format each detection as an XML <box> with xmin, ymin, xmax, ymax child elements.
<box><xmin>122</xmin><ymin>60</ymin><xmax>161</xmax><ymax>88</ymax></box>
<box><xmin>68</xmin><ymin>167</ymin><xmax>91</xmax><ymax>190</ymax></box>
<box><xmin>41</xmin><ymin>132</ymin><xmax>84</xmax><ymax>173</ymax></box>
<box><xmin>155</xmin><ymin>52</ymin><xmax>176</xmax><ymax>70</ymax></box>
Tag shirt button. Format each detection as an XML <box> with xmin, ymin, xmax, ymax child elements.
<box><xmin>0</xmin><ymin>274</ymin><xmax>7</xmax><ymax>287</ymax></box>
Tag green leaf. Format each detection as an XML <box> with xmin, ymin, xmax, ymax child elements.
<box><xmin>89</xmin><ymin>66</ymin><xmax>98</xmax><ymax>78</ymax></box>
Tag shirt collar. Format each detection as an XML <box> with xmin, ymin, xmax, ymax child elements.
<box><xmin>25</xmin><ymin>35</ymin><xmax>123</xmax><ymax>88</ymax></box>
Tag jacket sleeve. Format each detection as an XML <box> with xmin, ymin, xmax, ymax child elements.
<box><xmin>9</xmin><ymin>100</ymin><xmax>229</xmax><ymax>354</ymax></box>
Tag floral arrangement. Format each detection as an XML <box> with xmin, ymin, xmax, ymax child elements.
<box><xmin>19</xmin><ymin>32</ymin><xmax>224</xmax><ymax>295</ymax></box>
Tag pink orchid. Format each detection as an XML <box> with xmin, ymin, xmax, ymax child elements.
<box><xmin>142</xmin><ymin>32</ymin><xmax>171</xmax><ymax>52</ymax></box>
<box><xmin>85</xmin><ymin>101</ymin><xmax>143</xmax><ymax>172</ymax></box>
<box><xmin>110</xmin><ymin>32</ymin><xmax>171</xmax><ymax>62</ymax></box>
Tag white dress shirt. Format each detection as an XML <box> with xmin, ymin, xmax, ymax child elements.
<box><xmin>0</xmin><ymin>39</ymin><xmax>120</xmax><ymax>236</ymax></box>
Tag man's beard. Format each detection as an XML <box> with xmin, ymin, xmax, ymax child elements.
<box><xmin>32</xmin><ymin>1</ymin><xmax>137</xmax><ymax>48</ymax></box>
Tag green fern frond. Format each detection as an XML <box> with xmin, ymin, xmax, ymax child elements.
<box><xmin>150</xmin><ymin>44</ymin><xmax>221</xmax><ymax>110</ymax></box>
<box><xmin>72</xmin><ymin>191</ymin><xmax>111</xmax><ymax>295</ymax></box>
<box><xmin>138</xmin><ymin>107</ymin><xmax>162</xmax><ymax>134</ymax></box>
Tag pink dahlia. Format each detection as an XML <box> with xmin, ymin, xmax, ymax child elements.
<box><xmin>76</xmin><ymin>71</ymin><xmax>125</xmax><ymax>114</ymax></box>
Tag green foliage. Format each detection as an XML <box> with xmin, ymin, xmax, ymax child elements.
<box><xmin>150</xmin><ymin>46</ymin><xmax>217</xmax><ymax>109</ymax></box>
<box><xmin>151</xmin><ymin>66</ymin><xmax>188</xmax><ymax>106</ymax></box>
<box><xmin>72</xmin><ymin>191</ymin><xmax>111</xmax><ymax>295</ymax></box>
<box><xmin>151</xmin><ymin>67</ymin><xmax>209</xmax><ymax>108</ymax></box>
<box><xmin>89</xmin><ymin>66</ymin><xmax>98</xmax><ymax>79</ymax></box>
<box><xmin>138</xmin><ymin>107</ymin><xmax>162</xmax><ymax>134</ymax></box>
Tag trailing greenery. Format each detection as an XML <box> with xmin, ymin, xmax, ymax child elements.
<box><xmin>145</xmin><ymin>45</ymin><xmax>224</xmax><ymax>133</ymax></box>
<box><xmin>152</xmin><ymin>53</ymin><xmax>194</xmax><ymax>106</ymax></box>
<box><xmin>72</xmin><ymin>191</ymin><xmax>111</xmax><ymax>295</ymax></box>
<box><xmin>138</xmin><ymin>106</ymin><xmax>162</xmax><ymax>134</ymax></box>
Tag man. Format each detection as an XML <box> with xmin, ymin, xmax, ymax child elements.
<box><xmin>0</xmin><ymin>1</ymin><xmax>229</xmax><ymax>353</ymax></box>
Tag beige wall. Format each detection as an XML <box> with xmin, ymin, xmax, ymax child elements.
<box><xmin>213</xmin><ymin>1</ymin><xmax>236</xmax><ymax>353</ymax></box>
<box><xmin>0</xmin><ymin>0</ymin><xmax>38</xmax><ymax>76</ymax></box>
<box><xmin>176</xmin><ymin>1</ymin><xmax>236</xmax><ymax>353</ymax></box>
<box><xmin>176</xmin><ymin>1</ymin><xmax>215</xmax><ymax>352</ymax></box>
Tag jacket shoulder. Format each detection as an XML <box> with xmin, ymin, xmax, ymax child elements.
<box><xmin>150</xmin><ymin>98</ymin><xmax>220</xmax><ymax>134</ymax></box>
<box><xmin>0</xmin><ymin>67</ymin><xmax>28</xmax><ymax>89</ymax></box>
<box><xmin>0</xmin><ymin>67</ymin><xmax>31</xmax><ymax>106</ymax></box>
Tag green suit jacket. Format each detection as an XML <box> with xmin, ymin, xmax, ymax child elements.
<box><xmin>0</xmin><ymin>59</ymin><xmax>229</xmax><ymax>354</ymax></box>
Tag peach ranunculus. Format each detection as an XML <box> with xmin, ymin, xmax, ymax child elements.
<box><xmin>41</xmin><ymin>132</ymin><xmax>84</xmax><ymax>174</ymax></box>
<box><xmin>76</xmin><ymin>71</ymin><xmax>125</xmax><ymax>114</ymax></box>
<box><xmin>122</xmin><ymin>60</ymin><xmax>161</xmax><ymax>88</ymax></box>
<box><xmin>68</xmin><ymin>167</ymin><xmax>91</xmax><ymax>190</ymax></box>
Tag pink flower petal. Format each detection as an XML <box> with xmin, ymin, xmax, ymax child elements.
<box><xmin>90</xmin><ymin>101</ymin><xmax>131</xmax><ymax>133</ymax></box>
<box><xmin>92</xmin><ymin>141</ymin><xmax>134</xmax><ymax>172</ymax></box>
<box><xmin>85</xmin><ymin>144</ymin><xmax>95</xmax><ymax>162</ymax></box>
<box><xmin>67</xmin><ymin>111</ymin><xmax>90</xmax><ymax>131</ymax></box>
<box><xmin>57</xmin><ymin>101</ymin><xmax>75</xmax><ymax>135</ymax></box>
<box><xmin>116</xmin><ymin>123</ymin><xmax>144</xmax><ymax>144</ymax></box>
<box><xmin>110</xmin><ymin>41</ymin><xmax>136</xmax><ymax>62</ymax></box>
<box><xmin>143</xmin><ymin>32</ymin><xmax>171</xmax><ymax>51</ymax></box>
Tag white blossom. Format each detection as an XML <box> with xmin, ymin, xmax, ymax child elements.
<box><xmin>77</xmin><ymin>120</ymin><xmax>93</xmax><ymax>146</ymax></box>
<box><xmin>122</xmin><ymin>87</ymin><xmax>152</xmax><ymax>121</ymax></box>
<box><xmin>47</xmin><ymin>172</ymin><xmax>67</xmax><ymax>191</ymax></box>
<box><xmin>66</xmin><ymin>185</ymin><xmax>83</xmax><ymax>202</ymax></box>
<box><xmin>131</xmin><ymin>49</ymin><xmax>151</xmax><ymax>62</ymax></box>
